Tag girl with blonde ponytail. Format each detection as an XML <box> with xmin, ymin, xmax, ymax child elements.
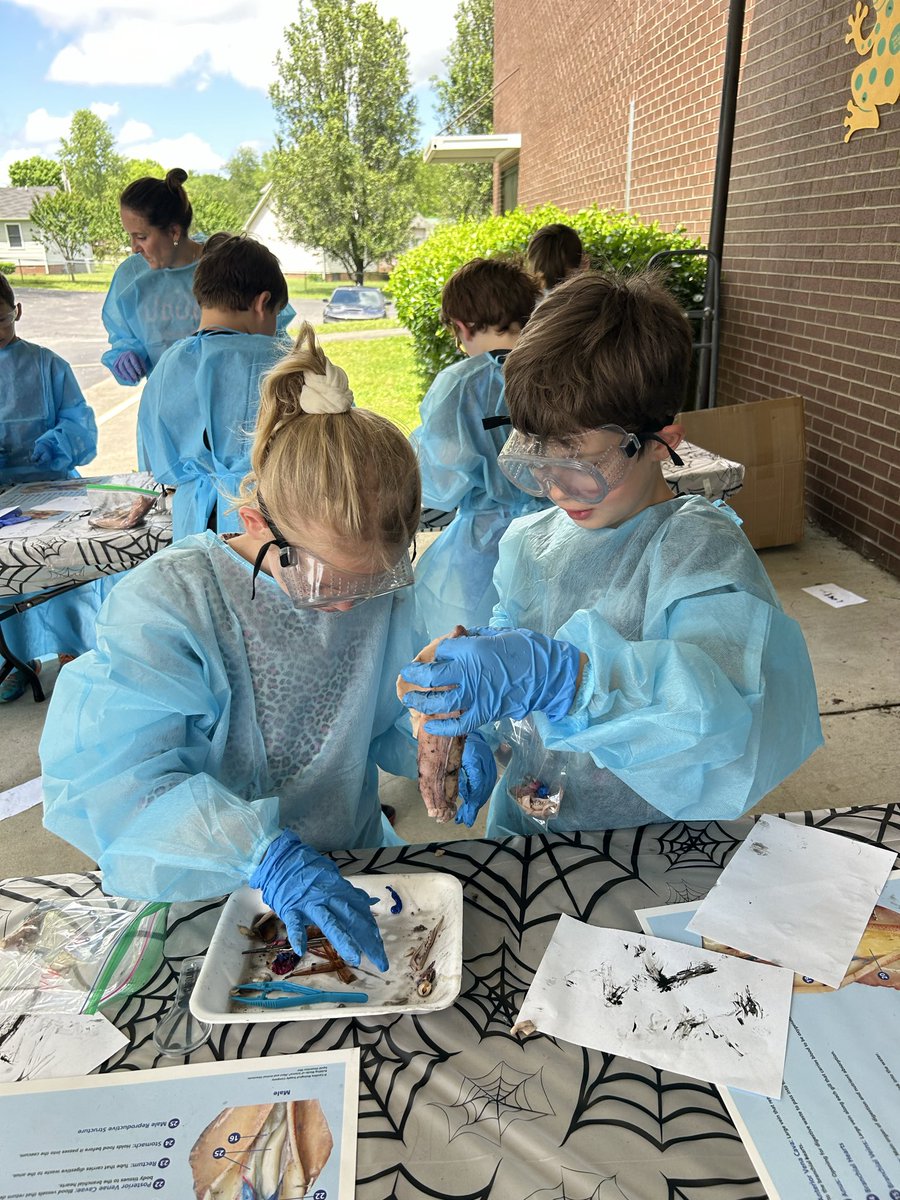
<box><xmin>43</xmin><ymin>324</ymin><xmax>490</xmax><ymax>973</ymax></box>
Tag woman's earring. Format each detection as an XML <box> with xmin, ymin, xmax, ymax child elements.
<box><xmin>173</xmin><ymin>238</ymin><xmax>180</xmax><ymax>247</ymax></box>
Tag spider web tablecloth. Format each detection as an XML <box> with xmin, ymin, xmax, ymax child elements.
<box><xmin>2</xmin><ymin>806</ymin><xmax>896</xmax><ymax>1200</ymax></box>
<box><xmin>0</xmin><ymin>478</ymin><xmax>172</xmax><ymax>598</ymax></box>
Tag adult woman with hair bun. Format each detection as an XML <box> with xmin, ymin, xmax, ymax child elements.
<box><xmin>101</xmin><ymin>168</ymin><xmax>294</xmax><ymax>386</ymax></box>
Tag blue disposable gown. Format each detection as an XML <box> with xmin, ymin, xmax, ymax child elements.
<box><xmin>101</xmin><ymin>254</ymin><xmax>296</xmax><ymax>383</ymax></box>
<box><xmin>0</xmin><ymin>339</ymin><xmax>97</xmax><ymax>484</ymax></box>
<box><xmin>411</xmin><ymin>352</ymin><xmax>548</xmax><ymax>639</ymax></box>
<box><xmin>138</xmin><ymin>329</ymin><xmax>283</xmax><ymax>539</ymax></box>
<box><xmin>485</xmin><ymin>496</ymin><xmax>823</xmax><ymax>837</ymax></box>
<box><xmin>41</xmin><ymin>533</ymin><xmax>420</xmax><ymax>902</ymax></box>
<box><xmin>0</xmin><ymin>338</ymin><xmax>107</xmax><ymax>663</ymax></box>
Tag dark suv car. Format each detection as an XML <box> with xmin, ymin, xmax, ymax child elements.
<box><xmin>322</xmin><ymin>286</ymin><xmax>388</xmax><ymax>322</ymax></box>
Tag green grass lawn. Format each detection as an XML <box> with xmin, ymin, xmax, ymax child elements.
<box><xmin>6</xmin><ymin>265</ymin><xmax>116</xmax><ymax>292</ymax></box>
<box><xmin>7</xmin><ymin>268</ymin><xmax>391</xmax><ymax>301</ymax></box>
<box><xmin>287</xmin><ymin>276</ymin><xmax>390</xmax><ymax>302</ymax></box>
<box><xmin>325</xmin><ymin>335</ymin><xmax>423</xmax><ymax>433</ymax></box>
<box><xmin>311</xmin><ymin>317</ymin><xmax>401</xmax><ymax>335</ymax></box>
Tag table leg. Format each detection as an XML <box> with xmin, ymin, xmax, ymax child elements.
<box><xmin>0</xmin><ymin>581</ymin><xmax>86</xmax><ymax>704</ymax></box>
<box><xmin>0</xmin><ymin>611</ymin><xmax>45</xmax><ymax>702</ymax></box>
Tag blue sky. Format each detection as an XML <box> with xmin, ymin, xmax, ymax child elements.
<box><xmin>1</xmin><ymin>0</ymin><xmax>455</xmax><ymax>183</ymax></box>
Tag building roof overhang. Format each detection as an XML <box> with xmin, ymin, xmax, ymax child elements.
<box><xmin>423</xmin><ymin>134</ymin><xmax>521</xmax><ymax>166</ymax></box>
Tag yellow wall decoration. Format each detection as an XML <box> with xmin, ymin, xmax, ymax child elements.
<box><xmin>844</xmin><ymin>0</ymin><xmax>900</xmax><ymax>139</ymax></box>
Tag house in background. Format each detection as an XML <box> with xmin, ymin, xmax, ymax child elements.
<box><xmin>0</xmin><ymin>187</ymin><xmax>94</xmax><ymax>275</ymax></box>
<box><xmin>243</xmin><ymin>183</ymin><xmax>330</xmax><ymax>275</ymax></box>
<box><xmin>244</xmin><ymin>182</ymin><xmax>440</xmax><ymax>279</ymax></box>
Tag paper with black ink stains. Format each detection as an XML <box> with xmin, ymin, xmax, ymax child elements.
<box><xmin>687</xmin><ymin>815</ymin><xmax>896</xmax><ymax>988</ymax></box>
<box><xmin>512</xmin><ymin>916</ymin><xmax>792</xmax><ymax>1097</ymax></box>
<box><xmin>0</xmin><ymin>1012</ymin><xmax>128</xmax><ymax>1083</ymax></box>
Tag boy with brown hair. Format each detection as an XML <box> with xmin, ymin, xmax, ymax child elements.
<box><xmin>401</xmin><ymin>270</ymin><xmax>823</xmax><ymax>836</ymax></box>
<box><xmin>411</xmin><ymin>255</ymin><xmax>545</xmax><ymax>639</ymax></box>
<box><xmin>137</xmin><ymin>233</ymin><xmax>289</xmax><ymax>539</ymax></box>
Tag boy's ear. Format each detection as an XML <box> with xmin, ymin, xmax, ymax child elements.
<box><xmin>250</xmin><ymin>291</ymin><xmax>272</xmax><ymax>318</ymax></box>
<box><xmin>649</xmin><ymin>423</ymin><xmax>684</xmax><ymax>459</ymax></box>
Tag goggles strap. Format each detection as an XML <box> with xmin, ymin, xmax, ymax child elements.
<box><xmin>640</xmin><ymin>433</ymin><xmax>684</xmax><ymax>467</ymax></box>
<box><xmin>250</xmin><ymin>539</ymin><xmax>279</xmax><ymax>600</ymax></box>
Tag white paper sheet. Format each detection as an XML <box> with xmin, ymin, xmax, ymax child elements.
<box><xmin>38</xmin><ymin>495</ymin><xmax>92</xmax><ymax>514</ymax></box>
<box><xmin>802</xmin><ymin>582</ymin><xmax>867</xmax><ymax>607</ymax></box>
<box><xmin>687</xmin><ymin>814</ymin><xmax>897</xmax><ymax>988</ymax></box>
<box><xmin>0</xmin><ymin>510</ymin><xmax>67</xmax><ymax>540</ymax></box>
<box><xmin>0</xmin><ymin>778</ymin><xmax>41</xmax><ymax>823</ymax></box>
<box><xmin>0</xmin><ymin>1012</ymin><xmax>128</xmax><ymax>1082</ymax></box>
<box><xmin>513</xmin><ymin>915</ymin><xmax>793</xmax><ymax>1097</ymax></box>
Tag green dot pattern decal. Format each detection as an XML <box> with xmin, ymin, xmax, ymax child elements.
<box><xmin>844</xmin><ymin>0</ymin><xmax>900</xmax><ymax>140</ymax></box>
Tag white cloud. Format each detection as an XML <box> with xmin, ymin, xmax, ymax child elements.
<box><xmin>90</xmin><ymin>100</ymin><xmax>120</xmax><ymax>120</ymax></box>
<box><xmin>23</xmin><ymin>107</ymin><xmax>72</xmax><ymax>143</ymax></box>
<box><xmin>18</xmin><ymin>0</ymin><xmax>454</xmax><ymax>92</ymax></box>
<box><xmin>123</xmin><ymin>133</ymin><xmax>224</xmax><ymax>172</ymax></box>
<box><xmin>118</xmin><ymin>119</ymin><xmax>154</xmax><ymax>145</ymax></box>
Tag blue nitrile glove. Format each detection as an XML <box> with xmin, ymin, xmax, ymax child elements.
<box><xmin>31</xmin><ymin>441</ymin><xmax>54</xmax><ymax>469</ymax></box>
<box><xmin>114</xmin><ymin>350</ymin><xmax>145</xmax><ymax>385</ymax></box>
<box><xmin>399</xmin><ymin>628</ymin><xmax>583</xmax><ymax>736</ymax></box>
<box><xmin>249</xmin><ymin>830</ymin><xmax>388</xmax><ymax>971</ymax></box>
<box><xmin>456</xmin><ymin>732</ymin><xmax>497</xmax><ymax>827</ymax></box>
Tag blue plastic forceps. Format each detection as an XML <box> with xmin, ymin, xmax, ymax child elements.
<box><xmin>231</xmin><ymin>980</ymin><xmax>369</xmax><ymax>1010</ymax></box>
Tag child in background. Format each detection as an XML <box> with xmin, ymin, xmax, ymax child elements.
<box><xmin>138</xmin><ymin>234</ymin><xmax>289</xmax><ymax>539</ymax></box>
<box><xmin>0</xmin><ymin>275</ymin><xmax>101</xmax><ymax>703</ymax></box>
<box><xmin>0</xmin><ymin>275</ymin><xmax>97</xmax><ymax>484</ymax></box>
<box><xmin>410</xmin><ymin>257</ymin><xmax>546</xmax><ymax>639</ymax></box>
<box><xmin>400</xmin><ymin>271</ymin><xmax>823</xmax><ymax>837</ymax></box>
<box><xmin>42</xmin><ymin>324</ymin><xmax>494</xmax><ymax>966</ymax></box>
<box><xmin>526</xmin><ymin>223</ymin><xmax>587</xmax><ymax>294</ymax></box>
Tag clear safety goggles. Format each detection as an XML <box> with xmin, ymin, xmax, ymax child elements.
<box><xmin>497</xmin><ymin>424</ymin><xmax>683</xmax><ymax>505</ymax></box>
<box><xmin>251</xmin><ymin>500</ymin><xmax>414</xmax><ymax>611</ymax></box>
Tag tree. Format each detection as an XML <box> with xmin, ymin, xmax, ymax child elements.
<box><xmin>270</xmin><ymin>0</ymin><xmax>419</xmax><ymax>283</ymax></box>
<box><xmin>224</xmin><ymin>146</ymin><xmax>267</xmax><ymax>220</ymax></box>
<box><xmin>9</xmin><ymin>156</ymin><xmax>63</xmax><ymax>188</ymax></box>
<box><xmin>30</xmin><ymin>192</ymin><xmax>92</xmax><ymax>282</ymax></box>
<box><xmin>188</xmin><ymin>173</ymin><xmax>243</xmax><ymax>237</ymax></box>
<box><xmin>431</xmin><ymin>0</ymin><xmax>494</xmax><ymax>220</ymax></box>
<box><xmin>59</xmin><ymin>109</ymin><xmax>126</xmax><ymax>260</ymax></box>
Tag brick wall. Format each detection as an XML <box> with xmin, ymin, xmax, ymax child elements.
<box><xmin>719</xmin><ymin>0</ymin><xmax>900</xmax><ymax>575</ymax></box>
<box><xmin>493</xmin><ymin>0</ymin><xmax>751</xmax><ymax>240</ymax></box>
<box><xmin>494</xmin><ymin>0</ymin><xmax>900</xmax><ymax>575</ymax></box>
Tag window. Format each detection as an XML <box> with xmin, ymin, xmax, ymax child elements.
<box><xmin>6</xmin><ymin>224</ymin><xmax>23</xmax><ymax>248</ymax></box>
<box><xmin>500</xmin><ymin>161</ymin><xmax>519</xmax><ymax>214</ymax></box>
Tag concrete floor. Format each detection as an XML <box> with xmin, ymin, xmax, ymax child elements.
<box><xmin>2</xmin><ymin>522</ymin><xmax>897</xmax><ymax>878</ymax></box>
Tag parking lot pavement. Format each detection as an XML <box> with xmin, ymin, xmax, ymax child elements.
<box><xmin>13</xmin><ymin>288</ymin><xmax>110</xmax><ymax>391</ymax></box>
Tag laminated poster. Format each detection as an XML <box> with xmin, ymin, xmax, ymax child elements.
<box><xmin>0</xmin><ymin>1048</ymin><xmax>359</xmax><ymax>1200</ymax></box>
<box><xmin>638</xmin><ymin>871</ymin><xmax>900</xmax><ymax>1200</ymax></box>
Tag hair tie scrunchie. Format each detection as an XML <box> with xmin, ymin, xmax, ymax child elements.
<box><xmin>299</xmin><ymin>357</ymin><xmax>354</xmax><ymax>414</ymax></box>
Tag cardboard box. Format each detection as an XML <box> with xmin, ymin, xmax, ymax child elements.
<box><xmin>677</xmin><ymin>394</ymin><xmax>806</xmax><ymax>549</ymax></box>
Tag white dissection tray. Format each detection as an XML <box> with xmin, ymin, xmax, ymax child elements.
<box><xmin>191</xmin><ymin>872</ymin><xmax>463</xmax><ymax>1025</ymax></box>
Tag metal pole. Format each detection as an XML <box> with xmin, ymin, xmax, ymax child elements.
<box><xmin>698</xmin><ymin>0</ymin><xmax>746</xmax><ymax>408</ymax></box>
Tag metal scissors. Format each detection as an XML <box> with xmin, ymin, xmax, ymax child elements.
<box><xmin>231</xmin><ymin>980</ymin><xmax>369</xmax><ymax>1010</ymax></box>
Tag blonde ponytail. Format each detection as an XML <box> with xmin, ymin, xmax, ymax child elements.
<box><xmin>238</xmin><ymin>322</ymin><xmax>420</xmax><ymax>561</ymax></box>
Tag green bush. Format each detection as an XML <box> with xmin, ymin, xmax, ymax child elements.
<box><xmin>390</xmin><ymin>203</ymin><xmax>707</xmax><ymax>389</ymax></box>
<box><xmin>0</xmin><ymin>262</ymin><xmax>16</xmax><ymax>277</ymax></box>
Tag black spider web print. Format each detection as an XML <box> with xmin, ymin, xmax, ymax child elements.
<box><xmin>563</xmin><ymin>1048</ymin><xmax>741</xmax><ymax>1153</ymax></box>
<box><xmin>457</xmin><ymin>939</ymin><xmax>544</xmax><ymax>1041</ymax></box>
<box><xmin>431</xmin><ymin>1060</ymin><xmax>554</xmax><ymax>1144</ymax></box>
<box><xmin>524</xmin><ymin>1167</ymin><xmax>636</xmax><ymax>1200</ymax></box>
<box><xmin>654</xmin><ymin>822</ymin><xmax>743</xmax><ymax>870</ymax></box>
